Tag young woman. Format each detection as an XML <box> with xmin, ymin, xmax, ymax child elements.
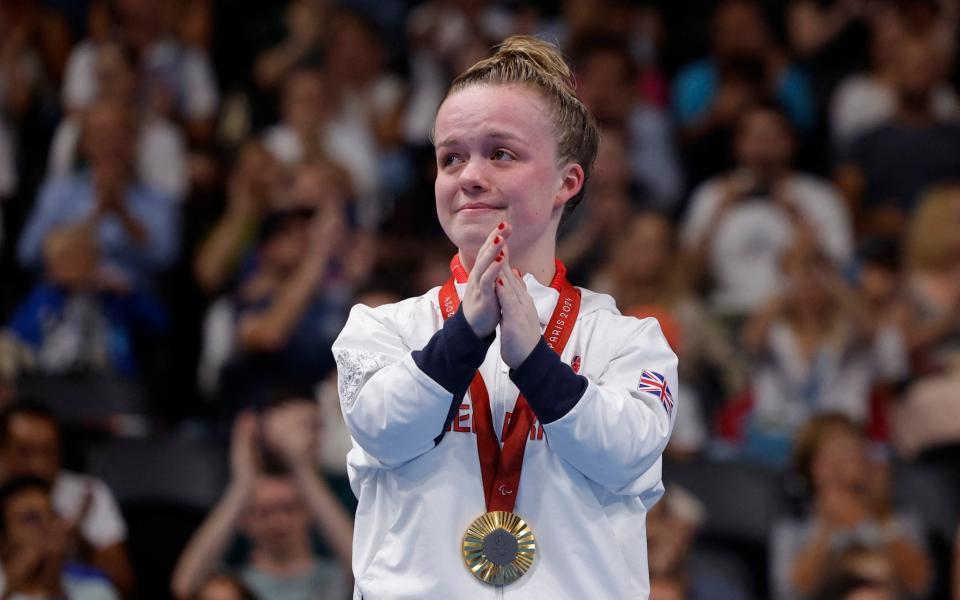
<box><xmin>333</xmin><ymin>36</ymin><xmax>678</xmax><ymax>598</ymax></box>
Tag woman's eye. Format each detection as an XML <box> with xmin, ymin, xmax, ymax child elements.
<box><xmin>440</xmin><ymin>154</ymin><xmax>462</xmax><ymax>167</ymax></box>
<box><xmin>492</xmin><ymin>149</ymin><xmax>514</xmax><ymax>161</ymax></box>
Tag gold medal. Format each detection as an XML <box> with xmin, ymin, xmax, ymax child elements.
<box><xmin>461</xmin><ymin>511</ymin><xmax>536</xmax><ymax>585</ymax></box>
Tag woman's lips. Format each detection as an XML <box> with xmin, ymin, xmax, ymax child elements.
<box><xmin>458</xmin><ymin>203</ymin><xmax>501</xmax><ymax>212</ymax></box>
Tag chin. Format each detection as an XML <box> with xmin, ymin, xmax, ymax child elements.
<box><xmin>448</xmin><ymin>218</ymin><xmax>496</xmax><ymax>254</ymax></box>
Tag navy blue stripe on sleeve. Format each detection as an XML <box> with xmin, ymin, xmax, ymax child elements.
<box><xmin>411</xmin><ymin>307</ymin><xmax>494</xmax><ymax>442</ymax></box>
<box><xmin>509</xmin><ymin>338</ymin><xmax>588</xmax><ymax>424</ymax></box>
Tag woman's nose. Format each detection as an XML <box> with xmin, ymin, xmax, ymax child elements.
<box><xmin>458</xmin><ymin>159</ymin><xmax>489</xmax><ymax>193</ymax></box>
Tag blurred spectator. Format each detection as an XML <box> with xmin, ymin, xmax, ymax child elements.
<box><xmin>557</xmin><ymin>126</ymin><xmax>634</xmax><ymax>284</ymax></box>
<box><xmin>251</xmin><ymin>0</ymin><xmax>331</xmax><ymax>92</ymax></box>
<box><xmin>787</xmin><ymin>0</ymin><xmax>873</xmax><ymax>115</ymax></box>
<box><xmin>402</xmin><ymin>0</ymin><xmax>514</xmax><ymax>145</ymax></box>
<box><xmin>198</xmin><ymin>202</ymin><xmax>351</xmax><ymax>411</ymax></box>
<box><xmin>739</xmin><ymin>243</ymin><xmax>906</xmax><ymax>460</ymax></box>
<box><xmin>5</xmin><ymin>225</ymin><xmax>167</xmax><ymax>377</ymax></box>
<box><xmin>171</xmin><ymin>402</ymin><xmax>352</xmax><ymax>600</ymax></box>
<box><xmin>835</xmin><ymin>30</ymin><xmax>960</xmax><ymax>235</ymax></box>
<box><xmin>170</xmin><ymin>0</ymin><xmax>213</xmax><ymax>53</ymax></box>
<box><xmin>854</xmin><ymin>237</ymin><xmax>903</xmax><ymax>330</ymax></box>
<box><xmin>0</xmin><ymin>0</ymin><xmax>72</xmax><ymax>109</ymax></box>
<box><xmin>0</xmin><ymin>476</ymin><xmax>119</xmax><ymax>600</ymax></box>
<box><xmin>17</xmin><ymin>99</ymin><xmax>180</xmax><ymax>287</ymax></box>
<box><xmin>262</xmin><ymin>12</ymin><xmax>405</xmax><ymax>228</ymax></box>
<box><xmin>896</xmin><ymin>183</ymin><xmax>960</xmax><ymax>373</ymax></box>
<box><xmin>811</xmin><ymin>572</ymin><xmax>900</xmax><ymax>600</ymax></box>
<box><xmin>0</xmin><ymin>404</ymin><xmax>133</xmax><ymax>596</ymax></box>
<box><xmin>771</xmin><ymin>414</ymin><xmax>931</xmax><ymax>600</ymax></box>
<box><xmin>48</xmin><ymin>39</ymin><xmax>189</xmax><ymax>202</ymax></box>
<box><xmin>260</xmin><ymin>69</ymin><xmax>329</xmax><ymax>170</ymax></box>
<box><xmin>188</xmin><ymin>573</ymin><xmax>257</xmax><ymax>600</ymax></box>
<box><xmin>196</xmin><ymin>150</ymin><xmax>373</xmax><ymax>297</ymax></box>
<box><xmin>193</xmin><ymin>141</ymin><xmax>286</xmax><ymax>295</ymax></box>
<box><xmin>313</xmin><ymin>287</ymin><xmax>399</xmax><ymax>477</ymax></box>
<box><xmin>0</xmin><ymin>0</ymin><xmax>74</xmax><ymax>247</ymax></box>
<box><xmin>829</xmin><ymin>2</ymin><xmax>959</xmax><ymax>153</ymax></box>
<box><xmin>673</xmin><ymin>0</ymin><xmax>814</xmax><ymax>184</ymax></box>
<box><xmin>647</xmin><ymin>485</ymin><xmax>748</xmax><ymax>600</ymax></box>
<box><xmin>62</xmin><ymin>0</ymin><xmax>219</xmax><ymax>145</ymax></box>
<box><xmin>323</xmin><ymin>11</ymin><xmax>407</xmax><ymax>218</ymax></box>
<box><xmin>888</xmin><ymin>184</ymin><xmax>960</xmax><ymax>457</ymax></box>
<box><xmin>593</xmin><ymin>211</ymin><xmax>747</xmax><ymax>456</ymax></box>
<box><xmin>572</xmin><ymin>34</ymin><xmax>683</xmax><ymax>211</ymax></box>
<box><xmin>681</xmin><ymin>101</ymin><xmax>852</xmax><ymax>317</ymax></box>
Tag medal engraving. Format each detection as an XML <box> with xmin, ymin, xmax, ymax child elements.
<box><xmin>483</xmin><ymin>528</ymin><xmax>519</xmax><ymax>566</ymax></box>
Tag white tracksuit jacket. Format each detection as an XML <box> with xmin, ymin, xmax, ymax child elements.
<box><xmin>333</xmin><ymin>273</ymin><xmax>678</xmax><ymax>599</ymax></box>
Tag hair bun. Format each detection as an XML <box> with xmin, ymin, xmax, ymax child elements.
<box><xmin>492</xmin><ymin>36</ymin><xmax>576</xmax><ymax>96</ymax></box>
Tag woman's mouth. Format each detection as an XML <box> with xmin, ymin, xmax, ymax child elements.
<box><xmin>458</xmin><ymin>203</ymin><xmax>502</xmax><ymax>212</ymax></box>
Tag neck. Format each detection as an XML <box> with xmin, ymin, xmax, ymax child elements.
<box><xmin>251</xmin><ymin>540</ymin><xmax>314</xmax><ymax>575</ymax></box>
<box><xmin>459</xmin><ymin>243</ymin><xmax>557</xmax><ymax>286</ymax></box>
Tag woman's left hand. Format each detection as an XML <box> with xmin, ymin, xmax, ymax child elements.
<box><xmin>496</xmin><ymin>247</ymin><xmax>542</xmax><ymax>368</ymax></box>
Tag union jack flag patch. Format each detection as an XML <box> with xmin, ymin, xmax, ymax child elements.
<box><xmin>638</xmin><ymin>370</ymin><xmax>673</xmax><ymax>416</ymax></box>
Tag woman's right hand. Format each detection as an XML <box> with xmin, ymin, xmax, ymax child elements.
<box><xmin>461</xmin><ymin>223</ymin><xmax>510</xmax><ymax>338</ymax></box>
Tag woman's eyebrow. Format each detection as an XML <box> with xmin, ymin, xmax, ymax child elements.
<box><xmin>436</xmin><ymin>131</ymin><xmax>525</xmax><ymax>149</ymax></box>
<box><xmin>436</xmin><ymin>137</ymin><xmax>459</xmax><ymax>149</ymax></box>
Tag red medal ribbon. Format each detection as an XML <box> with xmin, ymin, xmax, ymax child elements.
<box><xmin>438</xmin><ymin>255</ymin><xmax>581</xmax><ymax>512</ymax></box>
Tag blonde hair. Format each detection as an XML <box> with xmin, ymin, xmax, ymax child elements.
<box><xmin>905</xmin><ymin>182</ymin><xmax>960</xmax><ymax>272</ymax></box>
<box><xmin>445</xmin><ymin>36</ymin><xmax>600</xmax><ymax>222</ymax></box>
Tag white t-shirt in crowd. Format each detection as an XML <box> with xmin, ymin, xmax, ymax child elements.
<box><xmin>47</xmin><ymin>114</ymin><xmax>187</xmax><ymax>201</ymax></box>
<box><xmin>751</xmin><ymin>321</ymin><xmax>908</xmax><ymax>433</ymax></box>
<box><xmin>53</xmin><ymin>471</ymin><xmax>128</xmax><ymax>550</ymax></box>
<box><xmin>830</xmin><ymin>73</ymin><xmax>960</xmax><ymax>150</ymax></box>
<box><xmin>680</xmin><ymin>173</ymin><xmax>853</xmax><ymax>314</ymax></box>
<box><xmin>63</xmin><ymin>39</ymin><xmax>219</xmax><ymax>120</ymax></box>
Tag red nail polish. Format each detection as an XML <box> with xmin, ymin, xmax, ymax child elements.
<box><xmin>495</xmin><ymin>255</ymin><xmax>502</xmax><ymax>262</ymax></box>
<box><xmin>497</xmin><ymin>222</ymin><xmax>505</xmax><ymax>230</ymax></box>
<box><xmin>498</xmin><ymin>278</ymin><xmax>504</xmax><ymax>286</ymax></box>
<box><xmin>493</xmin><ymin>236</ymin><xmax>500</xmax><ymax>244</ymax></box>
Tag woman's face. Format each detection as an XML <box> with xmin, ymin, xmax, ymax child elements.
<box><xmin>433</xmin><ymin>84</ymin><xmax>582</xmax><ymax>261</ymax></box>
<box><xmin>811</xmin><ymin>428</ymin><xmax>867</xmax><ymax>492</ymax></box>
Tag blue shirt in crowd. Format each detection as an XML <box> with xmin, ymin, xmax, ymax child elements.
<box><xmin>17</xmin><ymin>173</ymin><xmax>180</xmax><ymax>284</ymax></box>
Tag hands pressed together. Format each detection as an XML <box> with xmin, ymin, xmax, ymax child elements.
<box><xmin>460</xmin><ymin>222</ymin><xmax>543</xmax><ymax>369</ymax></box>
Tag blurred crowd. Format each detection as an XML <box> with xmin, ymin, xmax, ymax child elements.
<box><xmin>0</xmin><ymin>0</ymin><xmax>959</xmax><ymax>599</ymax></box>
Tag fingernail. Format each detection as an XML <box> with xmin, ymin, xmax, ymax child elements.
<box><xmin>493</xmin><ymin>236</ymin><xmax>500</xmax><ymax>244</ymax></box>
<box><xmin>498</xmin><ymin>222</ymin><xmax>505</xmax><ymax>230</ymax></box>
<box><xmin>495</xmin><ymin>255</ymin><xmax>502</xmax><ymax>262</ymax></box>
<box><xmin>498</xmin><ymin>278</ymin><xmax>504</xmax><ymax>286</ymax></box>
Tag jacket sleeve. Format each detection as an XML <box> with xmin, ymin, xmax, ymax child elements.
<box><xmin>332</xmin><ymin>301</ymin><xmax>492</xmax><ymax>468</ymax></box>
<box><xmin>511</xmin><ymin>315</ymin><xmax>678</xmax><ymax>494</ymax></box>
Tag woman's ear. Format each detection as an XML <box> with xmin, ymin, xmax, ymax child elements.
<box><xmin>553</xmin><ymin>163</ymin><xmax>585</xmax><ymax>210</ymax></box>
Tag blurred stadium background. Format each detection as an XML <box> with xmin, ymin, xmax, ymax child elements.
<box><xmin>0</xmin><ymin>0</ymin><xmax>958</xmax><ymax>599</ymax></box>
